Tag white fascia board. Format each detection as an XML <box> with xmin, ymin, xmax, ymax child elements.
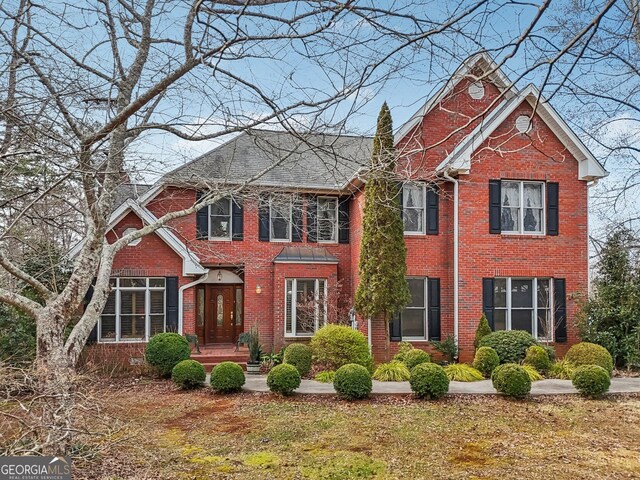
<box><xmin>395</xmin><ymin>52</ymin><xmax>515</xmax><ymax>144</ymax></box>
<box><xmin>437</xmin><ymin>84</ymin><xmax>608</xmax><ymax>180</ymax></box>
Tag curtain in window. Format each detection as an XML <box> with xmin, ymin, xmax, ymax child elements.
<box><xmin>501</xmin><ymin>182</ymin><xmax>520</xmax><ymax>231</ymax></box>
<box><xmin>403</xmin><ymin>185</ymin><xmax>424</xmax><ymax>232</ymax></box>
<box><xmin>523</xmin><ymin>183</ymin><xmax>543</xmax><ymax>232</ymax></box>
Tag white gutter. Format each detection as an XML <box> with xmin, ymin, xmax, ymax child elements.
<box><xmin>586</xmin><ymin>178</ymin><xmax>600</xmax><ymax>294</ymax></box>
<box><xmin>178</xmin><ymin>270</ymin><xmax>210</xmax><ymax>334</ymax></box>
<box><xmin>442</xmin><ymin>171</ymin><xmax>459</xmax><ymax>357</ymax></box>
<box><xmin>368</xmin><ymin>317</ymin><xmax>372</xmax><ymax>352</ymax></box>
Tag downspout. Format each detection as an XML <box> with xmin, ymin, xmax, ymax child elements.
<box><xmin>442</xmin><ymin>170</ymin><xmax>459</xmax><ymax>357</ymax></box>
<box><xmin>178</xmin><ymin>270</ymin><xmax>210</xmax><ymax>334</ymax></box>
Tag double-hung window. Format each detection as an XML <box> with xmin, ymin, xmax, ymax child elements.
<box><xmin>285</xmin><ymin>278</ymin><xmax>327</xmax><ymax>336</ymax></box>
<box><xmin>209</xmin><ymin>198</ymin><xmax>232</xmax><ymax>239</ymax></box>
<box><xmin>100</xmin><ymin>278</ymin><xmax>166</xmax><ymax>342</ymax></box>
<box><xmin>317</xmin><ymin>197</ymin><xmax>338</xmax><ymax>243</ymax></box>
<box><xmin>494</xmin><ymin>277</ymin><xmax>552</xmax><ymax>339</ymax></box>
<box><xmin>501</xmin><ymin>181</ymin><xmax>544</xmax><ymax>234</ymax></box>
<box><xmin>270</xmin><ymin>195</ymin><xmax>292</xmax><ymax>241</ymax></box>
<box><xmin>401</xmin><ymin>277</ymin><xmax>427</xmax><ymax>340</ymax></box>
<box><xmin>403</xmin><ymin>183</ymin><xmax>426</xmax><ymax>234</ymax></box>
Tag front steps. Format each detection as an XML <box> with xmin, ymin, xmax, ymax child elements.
<box><xmin>191</xmin><ymin>344</ymin><xmax>249</xmax><ymax>372</ymax></box>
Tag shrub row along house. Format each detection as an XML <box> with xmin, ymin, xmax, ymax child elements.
<box><xmin>75</xmin><ymin>53</ymin><xmax>607</xmax><ymax>365</ymax></box>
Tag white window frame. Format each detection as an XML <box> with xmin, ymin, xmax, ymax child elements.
<box><xmin>284</xmin><ymin>278</ymin><xmax>327</xmax><ymax>337</ymax></box>
<box><xmin>494</xmin><ymin>277</ymin><xmax>553</xmax><ymax>340</ymax></box>
<box><xmin>402</xmin><ymin>183</ymin><xmax>426</xmax><ymax>235</ymax></box>
<box><xmin>401</xmin><ymin>276</ymin><xmax>429</xmax><ymax>341</ymax></box>
<box><xmin>269</xmin><ymin>195</ymin><xmax>293</xmax><ymax>242</ymax></box>
<box><xmin>208</xmin><ymin>197</ymin><xmax>232</xmax><ymax>241</ymax></box>
<box><xmin>98</xmin><ymin>277</ymin><xmax>166</xmax><ymax>343</ymax></box>
<box><xmin>317</xmin><ymin>196</ymin><xmax>338</xmax><ymax>244</ymax></box>
<box><xmin>500</xmin><ymin>180</ymin><xmax>545</xmax><ymax>235</ymax></box>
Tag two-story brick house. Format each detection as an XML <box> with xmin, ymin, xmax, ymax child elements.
<box><xmin>80</xmin><ymin>53</ymin><xmax>606</xmax><ymax>366</ymax></box>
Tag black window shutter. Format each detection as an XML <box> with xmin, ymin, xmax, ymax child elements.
<box><xmin>489</xmin><ymin>180</ymin><xmax>501</xmax><ymax>234</ymax></box>
<box><xmin>547</xmin><ymin>182</ymin><xmax>559</xmax><ymax>236</ymax></box>
<box><xmin>85</xmin><ymin>281</ymin><xmax>97</xmax><ymax>344</ymax></box>
<box><xmin>292</xmin><ymin>196</ymin><xmax>304</xmax><ymax>242</ymax></box>
<box><xmin>165</xmin><ymin>277</ymin><xmax>179</xmax><ymax>333</ymax></box>
<box><xmin>231</xmin><ymin>199</ymin><xmax>243</xmax><ymax>241</ymax></box>
<box><xmin>338</xmin><ymin>196</ymin><xmax>350</xmax><ymax>244</ymax></box>
<box><xmin>428</xmin><ymin>278</ymin><xmax>441</xmax><ymax>340</ymax></box>
<box><xmin>390</xmin><ymin>312</ymin><xmax>402</xmax><ymax>342</ymax></box>
<box><xmin>554</xmin><ymin>278</ymin><xmax>567</xmax><ymax>342</ymax></box>
<box><xmin>426</xmin><ymin>187</ymin><xmax>439</xmax><ymax>235</ymax></box>
<box><xmin>258</xmin><ymin>194</ymin><xmax>270</xmax><ymax>242</ymax></box>
<box><xmin>195</xmin><ymin>191</ymin><xmax>208</xmax><ymax>240</ymax></box>
<box><xmin>482</xmin><ymin>278</ymin><xmax>495</xmax><ymax>330</ymax></box>
<box><xmin>307</xmin><ymin>195</ymin><xmax>317</xmax><ymax>243</ymax></box>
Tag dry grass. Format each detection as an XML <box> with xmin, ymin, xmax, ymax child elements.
<box><xmin>6</xmin><ymin>379</ymin><xmax>640</xmax><ymax>479</ymax></box>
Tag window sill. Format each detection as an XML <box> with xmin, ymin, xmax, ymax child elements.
<box><xmin>500</xmin><ymin>233</ymin><xmax>547</xmax><ymax>240</ymax></box>
<box><xmin>284</xmin><ymin>335</ymin><xmax>313</xmax><ymax>340</ymax></box>
<box><xmin>401</xmin><ymin>337</ymin><xmax>428</xmax><ymax>342</ymax></box>
<box><xmin>404</xmin><ymin>231</ymin><xmax>425</xmax><ymax>236</ymax></box>
<box><xmin>208</xmin><ymin>237</ymin><xmax>232</xmax><ymax>242</ymax></box>
<box><xmin>97</xmin><ymin>339</ymin><xmax>148</xmax><ymax>344</ymax></box>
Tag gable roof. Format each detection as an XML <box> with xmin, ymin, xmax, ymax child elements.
<box><xmin>162</xmin><ymin>129</ymin><xmax>372</xmax><ymax>192</ymax></box>
<box><xmin>437</xmin><ymin>84</ymin><xmax>607</xmax><ymax>181</ymax></box>
<box><xmin>395</xmin><ymin>52</ymin><xmax>515</xmax><ymax>143</ymax></box>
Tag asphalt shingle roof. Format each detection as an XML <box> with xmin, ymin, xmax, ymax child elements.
<box><xmin>162</xmin><ymin>129</ymin><xmax>372</xmax><ymax>191</ymax></box>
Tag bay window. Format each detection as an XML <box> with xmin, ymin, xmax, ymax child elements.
<box><xmin>100</xmin><ymin>278</ymin><xmax>166</xmax><ymax>342</ymax></box>
<box><xmin>285</xmin><ymin>278</ymin><xmax>327</xmax><ymax>336</ymax></box>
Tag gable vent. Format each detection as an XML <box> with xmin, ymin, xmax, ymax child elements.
<box><xmin>515</xmin><ymin>115</ymin><xmax>531</xmax><ymax>133</ymax></box>
<box><xmin>468</xmin><ymin>81</ymin><xmax>485</xmax><ymax>99</ymax></box>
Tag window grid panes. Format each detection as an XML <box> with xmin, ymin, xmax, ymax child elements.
<box><xmin>270</xmin><ymin>195</ymin><xmax>292</xmax><ymax>241</ymax></box>
<box><xmin>209</xmin><ymin>198</ymin><xmax>232</xmax><ymax>239</ymax></box>
<box><xmin>401</xmin><ymin>277</ymin><xmax>427</xmax><ymax>340</ymax></box>
<box><xmin>501</xmin><ymin>181</ymin><xmax>544</xmax><ymax>234</ymax></box>
<box><xmin>285</xmin><ymin>278</ymin><xmax>327</xmax><ymax>336</ymax></box>
<box><xmin>493</xmin><ymin>277</ymin><xmax>553</xmax><ymax>340</ymax></box>
<box><xmin>99</xmin><ymin>278</ymin><xmax>166</xmax><ymax>342</ymax></box>
<box><xmin>403</xmin><ymin>184</ymin><xmax>426</xmax><ymax>234</ymax></box>
<box><xmin>317</xmin><ymin>197</ymin><xmax>338</xmax><ymax>242</ymax></box>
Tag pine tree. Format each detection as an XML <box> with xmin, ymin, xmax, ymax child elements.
<box><xmin>354</xmin><ymin>103</ymin><xmax>410</xmax><ymax>356</ymax></box>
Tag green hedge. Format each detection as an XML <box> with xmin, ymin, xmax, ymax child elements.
<box><xmin>565</xmin><ymin>342</ymin><xmax>614</xmax><ymax>375</ymax></box>
<box><xmin>267</xmin><ymin>363</ymin><xmax>301</xmax><ymax>396</ymax></box>
<box><xmin>145</xmin><ymin>333</ymin><xmax>191</xmax><ymax>377</ymax></box>
<box><xmin>210</xmin><ymin>362</ymin><xmax>245</xmax><ymax>393</ymax></box>
<box><xmin>472</xmin><ymin>346</ymin><xmax>500</xmax><ymax>378</ymax></box>
<box><xmin>409</xmin><ymin>363</ymin><xmax>449</xmax><ymax>399</ymax></box>
<box><xmin>283</xmin><ymin>343</ymin><xmax>313</xmax><ymax>377</ymax></box>
<box><xmin>478</xmin><ymin>330</ymin><xmax>537</xmax><ymax>364</ymax></box>
<box><xmin>491</xmin><ymin>363</ymin><xmax>531</xmax><ymax>398</ymax></box>
<box><xmin>402</xmin><ymin>349</ymin><xmax>431</xmax><ymax>370</ymax></box>
<box><xmin>523</xmin><ymin>345</ymin><xmax>552</xmax><ymax>373</ymax></box>
<box><xmin>333</xmin><ymin>364</ymin><xmax>372</xmax><ymax>400</ymax></box>
<box><xmin>571</xmin><ymin>365</ymin><xmax>611</xmax><ymax>397</ymax></box>
<box><xmin>171</xmin><ymin>360</ymin><xmax>206</xmax><ymax>389</ymax></box>
<box><xmin>310</xmin><ymin>325</ymin><xmax>372</xmax><ymax>371</ymax></box>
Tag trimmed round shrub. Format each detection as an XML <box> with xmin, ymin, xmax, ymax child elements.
<box><xmin>210</xmin><ymin>362</ymin><xmax>245</xmax><ymax>393</ymax></box>
<box><xmin>572</xmin><ymin>365</ymin><xmax>611</xmax><ymax>397</ymax></box>
<box><xmin>409</xmin><ymin>363</ymin><xmax>449</xmax><ymax>399</ymax></box>
<box><xmin>565</xmin><ymin>342</ymin><xmax>614</xmax><ymax>375</ymax></box>
<box><xmin>392</xmin><ymin>341</ymin><xmax>415</xmax><ymax>363</ymax></box>
<box><xmin>523</xmin><ymin>345</ymin><xmax>552</xmax><ymax>373</ymax></box>
<box><xmin>402</xmin><ymin>349</ymin><xmax>431</xmax><ymax>370</ymax></box>
<box><xmin>267</xmin><ymin>363</ymin><xmax>301</xmax><ymax>396</ymax></box>
<box><xmin>478</xmin><ymin>330</ymin><xmax>537</xmax><ymax>364</ymax></box>
<box><xmin>145</xmin><ymin>333</ymin><xmax>191</xmax><ymax>377</ymax></box>
<box><xmin>171</xmin><ymin>359</ymin><xmax>206</xmax><ymax>389</ymax></box>
<box><xmin>473</xmin><ymin>346</ymin><xmax>500</xmax><ymax>378</ymax></box>
<box><xmin>491</xmin><ymin>363</ymin><xmax>531</xmax><ymax>398</ymax></box>
<box><xmin>310</xmin><ymin>325</ymin><xmax>372</xmax><ymax>371</ymax></box>
<box><xmin>283</xmin><ymin>343</ymin><xmax>313</xmax><ymax>377</ymax></box>
<box><xmin>333</xmin><ymin>364</ymin><xmax>372</xmax><ymax>400</ymax></box>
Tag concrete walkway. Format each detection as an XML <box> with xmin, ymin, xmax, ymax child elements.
<box><xmin>234</xmin><ymin>375</ymin><xmax>640</xmax><ymax>396</ymax></box>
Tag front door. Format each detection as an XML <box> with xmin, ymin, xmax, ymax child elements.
<box><xmin>207</xmin><ymin>286</ymin><xmax>235</xmax><ymax>344</ymax></box>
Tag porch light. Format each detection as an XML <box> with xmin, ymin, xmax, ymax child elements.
<box><xmin>256</xmin><ymin>285</ymin><xmax>262</xmax><ymax>294</ymax></box>
<box><xmin>217</xmin><ymin>270</ymin><xmax>223</xmax><ymax>282</ymax></box>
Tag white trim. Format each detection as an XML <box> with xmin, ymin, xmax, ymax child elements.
<box><xmin>317</xmin><ymin>196</ymin><xmax>339</xmax><ymax>244</ymax></box>
<box><xmin>178</xmin><ymin>271</ymin><xmax>210</xmax><ymax>335</ymax></box>
<box><xmin>402</xmin><ymin>183</ymin><xmax>427</xmax><ymax>235</ymax></box>
<box><xmin>437</xmin><ymin>84</ymin><xmax>607</xmax><ymax>181</ymax></box>
<box><xmin>273</xmin><ymin>260</ymin><xmax>339</xmax><ymax>265</ymax></box>
<box><xmin>395</xmin><ymin>52</ymin><xmax>515</xmax><ymax>143</ymax></box>
<box><xmin>499</xmin><ymin>180</ymin><xmax>545</xmax><ymax>235</ymax></box>
<box><xmin>269</xmin><ymin>195</ymin><xmax>293</xmax><ymax>242</ymax></box>
<box><xmin>284</xmin><ymin>278</ymin><xmax>328</xmax><ymax>338</ymax></box>
<box><xmin>208</xmin><ymin>197</ymin><xmax>233</xmax><ymax>241</ymax></box>
<box><xmin>400</xmin><ymin>277</ymin><xmax>428</xmax><ymax>341</ymax></box>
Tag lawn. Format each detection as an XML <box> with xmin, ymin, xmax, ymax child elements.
<box><xmin>52</xmin><ymin>379</ymin><xmax>640</xmax><ymax>480</ymax></box>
